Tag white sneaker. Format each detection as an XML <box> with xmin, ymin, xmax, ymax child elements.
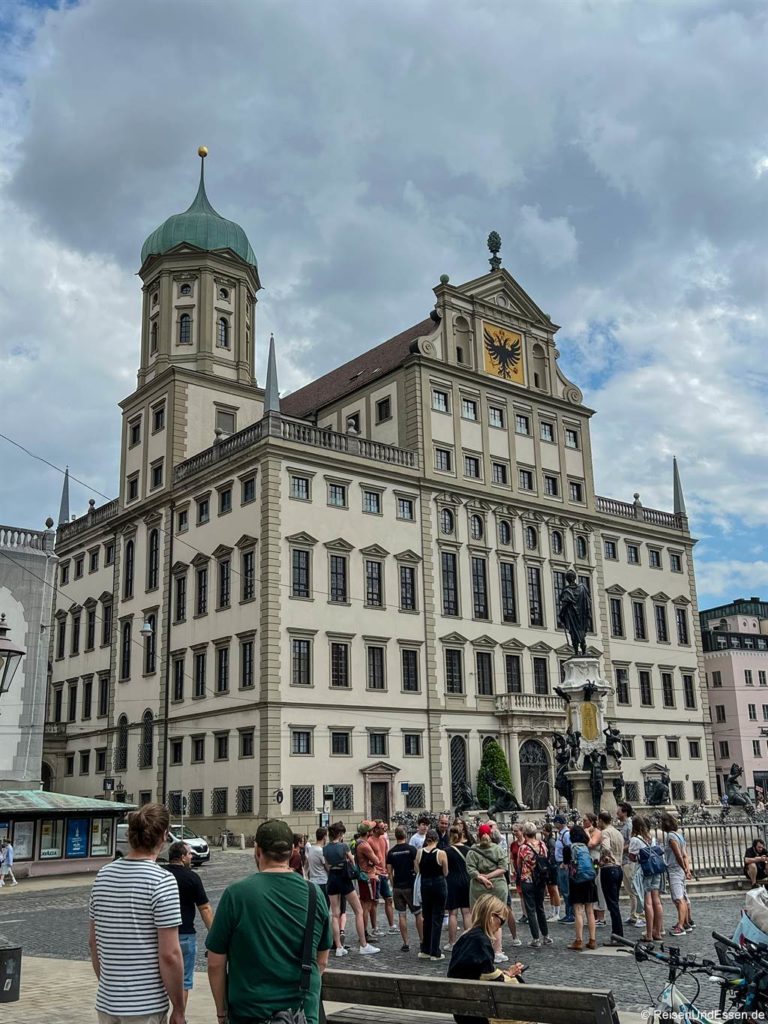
<box><xmin>548</xmin><ymin>912</ymin><xmax>560</xmax><ymax>921</ymax></box>
<box><xmin>634</xmin><ymin>919</ymin><xmax>646</xmax><ymax>928</ymax></box>
<box><xmin>510</xmin><ymin>938</ymin><xmax>522</xmax><ymax>947</ymax></box>
<box><xmin>494</xmin><ymin>952</ymin><xmax>509</xmax><ymax>963</ymax></box>
<box><xmin>388</xmin><ymin>926</ymin><xmax>399</xmax><ymax>934</ymax></box>
<box><xmin>335</xmin><ymin>947</ymin><xmax>349</xmax><ymax>957</ymax></box>
<box><xmin>442</xmin><ymin>943</ymin><xmax>453</xmax><ymax>952</ymax></box>
<box><xmin>370</xmin><ymin>928</ymin><xmax>384</xmax><ymax>936</ymax></box>
<box><xmin>359</xmin><ymin>944</ymin><xmax>380</xmax><ymax>955</ymax></box>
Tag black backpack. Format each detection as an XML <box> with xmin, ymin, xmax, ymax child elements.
<box><xmin>529</xmin><ymin>841</ymin><xmax>550</xmax><ymax>886</ymax></box>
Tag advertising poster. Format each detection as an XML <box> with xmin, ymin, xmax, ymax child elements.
<box><xmin>40</xmin><ymin>818</ymin><xmax>63</xmax><ymax>859</ymax></box>
<box><xmin>12</xmin><ymin>821</ymin><xmax>34</xmax><ymax>860</ymax></box>
<box><xmin>66</xmin><ymin>818</ymin><xmax>89</xmax><ymax>858</ymax></box>
<box><xmin>90</xmin><ymin>817</ymin><xmax>113</xmax><ymax>857</ymax></box>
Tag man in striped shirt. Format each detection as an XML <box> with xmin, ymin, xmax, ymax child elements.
<box><xmin>89</xmin><ymin>804</ymin><xmax>184</xmax><ymax>1024</ymax></box>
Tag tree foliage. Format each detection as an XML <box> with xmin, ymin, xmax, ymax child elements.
<box><xmin>477</xmin><ymin>739</ymin><xmax>514</xmax><ymax>808</ymax></box>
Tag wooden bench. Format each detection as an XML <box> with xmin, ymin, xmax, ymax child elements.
<box><xmin>322</xmin><ymin>969</ymin><xmax>620</xmax><ymax>1024</ymax></box>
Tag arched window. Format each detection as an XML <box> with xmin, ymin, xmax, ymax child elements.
<box><xmin>180</xmin><ymin>283</ymin><xmax>191</xmax><ymax>297</ymax></box>
<box><xmin>498</xmin><ymin>520</ymin><xmax>512</xmax><ymax>546</ymax></box>
<box><xmin>152</xmin><ymin>292</ymin><xmax>159</xmax><ymax>306</ymax></box>
<box><xmin>123</xmin><ymin>539</ymin><xmax>135</xmax><ymax>600</ymax></box>
<box><xmin>551</xmin><ymin>530</ymin><xmax>563</xmax><ymax>556</ymax></box>
<box><xmin>439</xmin><ymin>508</ymin><xmax>454</xmax><ymax>535</ymax></box>
<box><xmin>519</xmin><ymin>739</ymin><xmax>550</xmax><ymax>808</ymax></box>
<box><xmin>217</xmin><ymin>318</ymin><xmax>229</xmax><ymax>348</ymax></box>
<box><xmin>150</xmin><ymin>321</ymin><xmax>158</xmax><ymax>354</ymax></box>
<box><xmin>531</xmin><ymin>342</ymin><xmax>548</xmax><ymax>392</ymax></box>
<box><xmin>115</xmin><ymin>715</ymin><xmax>129</xmax><ymax>771</ymax></box>
<box><xmin>576</xmin><ymin>535</ymin><xmax>588</xmax><ymax>560</ymax></box>
<box><xmin>525</xmin><ymin>526</ymin><xmax>538</xmax><ymax>551</ymax></box>
<box><xmin>139</xmin><ymin>710</ymin><xmax>153</xmax><ymax>768</ymax></box>
<box><xmin>120</xmin><ymin>620</ymin><xmax>132</xmax><ymax>680</ymax></box>
<box><xmin>178</xmin><ymin>314</ymin><xmax>191</xmax><ymax>345</ymax></box>
<box><xmin>144</xmin><ymin>613</ymin><xmax>156</xmax><ymax>675</ymax></box>
<box><xmin>219</xmin><ymin>287</ymin><xmax>229</xmax><ymax>300</ymax></box>
<box><xmin>147</xmin><ymin>529</ymin><xmax>160</xmax><ymax>590</ymax></box>
<box><xmin>450</xmin><ymin>735</ymin><xmax>468</xmax><ymax>802</ymax></box>
<box><xmin>470</xmin><ymin>514</ymin><xmax>484</xmax><ymax>541</ymax></box>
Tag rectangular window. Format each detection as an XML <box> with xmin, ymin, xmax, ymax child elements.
<box><xmin>464</xmin><ymin>455</ymin><xmax>481</xmax><ymax>479</ymax></box>
<box><xmin>74</xmin><ymin>556</ymin><xmax>84</xmax><ymax>579</ymax></box>
<box><xmin>670</xmin><ymin>553</ymin><xmax>683</xmax><ymax>572</ymax></box>
<box><xmin>367</xmin><ymin>646</ymin><xmax>386</xmax><ymax>690</ymax></box>
<box><xmin>216</xmin><ymin>646</ymin><xmax>229</xmax><ymax>693</ymax></box>
<box><xmin>67</xmin><ymin>683</ymin><xmax>77</xmax><ymax>722</ymax></box>
<box><xmin>215</xmin><ymin>733</ymin><xmax>229</xmax><ymax>761</ymax></box>
<box><xmin>152</xmin><ymin>404</ymin><xmax>165</xmax><ymax>432</ymax></box>
<box><xmin>445</xmin><ymin>649</ymin><xmax>463</xmax><ymax>695</ymax></box>
<box><xmin>533</xmin><ymin>656</ymin><xmax>549</xmax><ymax>695</ymax></box>
<box><xmin>60</xmin><ymin>563</ymin><xmax>70</xmax><ymax>586</ymax></box>
<box><xmin>290</xmin><ymin>475</ymin><xmax>311</xmax><ymax>501</ymax></box>
<box><xmin>86</xmin><ymin>608</ymin><xmax>96</xmax><ymax>651</ymax></box>
<box><xmin>292</xmin><ymin>730</ymin><xmax>312</xmax><ymax>755</ymax></box>
<box><xmin>518</xmin><ymin>469</ymin><xmax>534</xmax><ymax>491</ymax></box>
<box><xmin>712</xmin><ymin>670</ymin><xmax>722</xmax><ymax>687</ymax></box>
<box><xmin>667</xmin><ymin>739</ymin><xmax>680</xmax><ymax>759</ymax></box>
<box><xmin>291</xmin><ymin>548</ymin><xmax>311</xmax><ymax>598</ymax></box>
<box><xmin>621</xmin><ymin>738</ymin><xmax>635</xmax><ymax>759</ymax></box>
<box><xmin>196</xmin><ymin>497</ymin><xmax>210</xmax><ymax>525</ymax></box>
<box><xmin>527</xmin><ymin>566</ymin><xmax>544</xmax><ymax>627</ymax></box>
<box><xmin>129</xmin><ymin>418</ymin><xmax>141</xmax><ymax>446</ymax></box>
<box><xmin>610</xmin><ymin>597</ymin><xmax>624</xmax><ymax>638</ymax></box>
<box><xmin>291</xmin><ymin>786</ymin><xmax>315</xmax><ymax>813</ymax></box>
<box><xmin>604</xmin><ymin>540</ymin><xmax>618</xmax><ymax>560</ymax></box>
<box><xmin>369</xmin><ymin>732</ymin><xmax>388</xmax><ymax>757</ymax></box>
<box><xmin>82</xmin><ymin>678</ymin><xmax>93</xmax><ymax>720</ymax></box>
<box><xmin>683</xmin><ymin>674</ymin><xmax>696</xmax><ymax>709</ymax></box>
<box><xmin>715</xmin><ymin>704</ymin><xmax>726</xmax><ymax>723</ymax></box>
<box><xmin>240</xmin><ymin>640</ymin><xmax>254</xmax><ymax>689</ymax></box>
<box><xmin>188</xmin><ymin>791</ymin><xmax>203</xmax><ymax>816</ymax></box>
<box><xmin>749</xmin><ymin>703</ymin><xmax>757</xmax><ymax>721</ymax></box>
<box><xmin>217</xmin><ymin>488</ymin><xmax>232</xmax><ymax>516</ymax></box>
<box><xmin>649</xmin><ymin>549</ymin><xmax>662</xmax><ymax>568</ymax></box>
<box><xmin>476</xmin><ymin>651</ymin><xmax>494</xmax><ymax>696</ymax></box>
<box><xmin>53</xmin><ymin>686</ymin><xmax>63</xmax><ymax>723</ymax></box>
<box><xmin>406</xmin><ymin>784</ymin><xmax>426</xmax><ymax>809</ymax></box>
<box><xmin>236</xmin><ymin>787</ymin><xmax>254</xmax><ymax>814</ymax></box>
<box><xmin>330</xmin><ymin>642</ymin><xmax>350</xmax><ymax>688</ymax></box>
<box><xmin>218</xmin><ymin>558</ymin><xmax>231</xmax><ymax>608</ymax></box>
<box><xmin>80</xmin><ymin>750</ymin><xmax>90</xmax><ymax>775</ymax></box>
<box><xmin>688</xmin><ymin>740</ymin><xmax>701</xmax><ymax>758</ymax></box>
<box><xmin>211</xmin><ymin>789</ymin><xmax>228</xmax><ymax>816</ymax></box>
<box><xmin>404</xmin><ymin>733</ymin><xmax>422</xmax><ymax>756</ymax></box>
<box><xmin>331</xmin><ymin>731</ymin><xmax>351</xmax><ymax>756</ymax></box>
<box><xmin>291</xmin><ymin>639</ymin><xmax>311</xmax><ymax>686</ymax></box>
<box><xmin>240</xmin><ymin>729</ymin><xmax>254</xmax><ymax>758</ymax></box>
<box><xmin>399</xmin><ymin>565</ymin><xmax>417</xmax><ymax>611</ymax></box>
<box><xmin>639</xmin><ymin>670</ymin><xmax>653</xmax><ymax>706</ymax></box>
<box><xmin>544</xmin><ymin>475</ymin><xmax>559</xmax><ymax>497</ymax></box>
<box><xmin>763</xmin><ymin>704</ymin><xmax>768</xmax><ymax>721</ymax></box>
<box><xmin>402</xmin><ymin>649</ymin><xmax>419</xmax><ymax>692</ymax></box>
<box><xmin>241</xmin><ymin>549</ymin><xmax>255</xmax><ymax>601</ymax></box>
<box><xmin>435</xmin><ymin>447</ymin><xmax>453</xmax><ymax>472</ymax></box>
<box><xmin>375</xmin><ymin>396</ymin><xmax>391</xmax><ymax>422</ymax></box>
<box><xmin>746</xmin><ymin>669</ymin><xmax>754</xmax><ymax>686</ymax></box>
<box><xmin>719</xmin><ymin>740</ymin><xmax>730</xmax><ymax>759</ymax></box>
<box><xmin>329</xmin><ymin>555</ymin><xmax>348</xmax><ymax>603</ymax></box>
<box><xmin>500</xmin><ymin>563</ymin><xmax>517</xmax><ymax>623</ymax></box>
<box><xmin>172</xmin><ymin>657</ymin><xmax>184</xmax><ymax>702</ymax></box>
<box><xmin>101</xmin><ymin>603</ymin><xmax>112</xmax><ymax>646</ymax></box>
<box><xmin>633</xmin><ymin>601</ymin><xmax>647</xmax><ymax>640</ymax></box>
<box><xmin>754</xmin><ymin>740</ymin><xmax>762</xmax><ymax>757</ymax></box>
<box><xmin>170</xmin><ymin>740</ymin><xmax>183</xmax><ymax>766</ymax></box>
<box><xmin>193</xmin><ymin>651</ymin><xmax>206</xmax><ymax>698</ymax></box>
<box><xmin>655</xmin><ymin>605</ymin><xmax>669</xmax><ymax>643</ymax></box>
<box><xmin>515</xmin><ymin>413</ymin><xmax>530</xmax><ymax>435</ymax></box>
<box><xmin>196</xmin><ymin>566</ymin><xmax>208</xmax><ymax>615</ymax></box>
<box><xmin>328</xmin><ymin>483</ymin><xmax>347</xmax><ymax>507</ymax></box>
<box><xmin>149</xmin><ymin>461</ymin><xmax>163</xmax><ymax>490</ymax></box>
<box><xmin>662</xmin><ymin>672</ymin><xmax>675</xmax><ymax>708</ymax></box>
<box><xmin>432</xmin><ymin>389</ymin><xmax>449</xmax><ymax>413</ymax></box>
<box><xmin>627</xmin><ymin>544</ymin><xmax>640</xmax><ymax>564</ymax></box>
<box><xmin>363</xmin><ymin>490</ymin><xmax>382</xmax><ymax>515</ymax></box>
<box><xmin>675</xmin><ymin>607</ymin><xmax>689</xmax><ymax>645</ymax></box>
<box><xmin>365</xmin><ymin>560</ymin><xmax>383</xmax><ymax>607</ymax></box>
<box><xmin>489</xmin><ymin>406</ymin><xmax>505</xmax><ymax>429</ymax></box>
<box><xmin>461</xmin><ymin>398</ymin><xmax>478</xmax><ymax>420</ymax></box>
<box><xmin>177</xmin><ymin>508</ymin><xmax>189</xmax><ymax>533</ymax></box>
<box><xmin>397</xmin><ymin>497</ymin><xmax>415</xmax><ymax>521</ymax></box>
<box><xmin>492</xmin><ymin>462</ymin><xmax>508</xmax><ymax>485</ymax></box>
<box><xmin>505</xmin><ymin>655</ymin><xmax>522</xmax><ymax>693</ymax></box>
<box><xmin>174</xmin><ymin>575</ymin><xmax>187</xmax><ymax>622</ymax></box>
<box><xmin>644</xmin><ymin>739</ymin><xmax>658</xmax><ymax>760</ymax></box>
<box><xmin>56</xmin><ymin>618</ymin><xmax>66</xmax><ymax>659</ymax></box>
<box><xmin>105</xmin><ymin>542</ymin><xmax>114</xmax><ymax>566</ymax></box>
<box><xmin>540</xmin><ymin>421</ymin><xmax>554</xmax><ymax>442</ymax></box>
<box><xmin>89</xmin><ymin>549</ymin><xmax>99</xmax><ymax>574</ymax></box>
<box><xmin>71</xmin><ymin>614</ymin><xmax>81</xmax><ymax>656</ymax></box>
<box><xmin>569</xmin><ymin>481</ymin><xmax>584</xmax><ymax>502</ymax></box>
<box><xmin>98</xmin><ymin>675</ymin><xmax>108</xmax><ymax>717</ymax></box>
<box><xmin>441</xmin><ymin>551</ymin><xmax>459</xmax><ymax>616</ymax></box>
<box><xmin>127</xmin><ymin>475</ymin><xmax>139</xmax><ymax>502</ymax></box>
<box><xmin>471</xmin><ymin>557</ymin><xmax>489</xmax><ymax>620</ymax></box>
<box><xmin>241</xmin><ymin>476</ymin><xmax>256</xmax><ymax>504</ymax></box>
<box><xmin>761</xmin><ymin>671</ymin><xmax>767</xmax><ymax>687</ymax></box>
<box><xmin>564</xmin><ymin>428</ymin><xmax>579</xmax><ymax>449</ymax></box>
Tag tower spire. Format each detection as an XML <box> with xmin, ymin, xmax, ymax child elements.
<box><xmin>673</xmin><ymin>456</ymin><xmax>687</xmax><ymax>517</ymax></box>
<box><xmin>58</xmin><ymin>467</ymin><xmax>70</xmax><ymax>526</ymax></box>
<box><xmin>264</xmin><ymin>333</ymin><xmax>280</xmax><ymax>414</ymax></box>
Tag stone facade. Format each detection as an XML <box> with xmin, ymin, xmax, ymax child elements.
<box><xmin>43</xmin><ymin>176</ymin><xmax>716</xmax><ymax>832</ymax></box>
<box><xmin>0</xmin><ymin>524</ymin><xmax>57</xmax><ymax>787</ymax></box>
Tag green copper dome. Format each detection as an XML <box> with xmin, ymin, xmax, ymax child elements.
<box><xmin>141</xmin><ymin>156</ymin><xmax>257</xmax><ymax>268</ymax></box>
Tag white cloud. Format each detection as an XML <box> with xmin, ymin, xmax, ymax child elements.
<box><xmin>514</xmin><ymin>206</ymin><xmax>578</xmax><ymax>269</ymax></box>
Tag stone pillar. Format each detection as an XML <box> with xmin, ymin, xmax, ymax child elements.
<box><xmin>507</xmin><ymin>731</ymin><xmax>522</xmax><ymax>799</ymax></box>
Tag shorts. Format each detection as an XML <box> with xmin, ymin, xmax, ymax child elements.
<box><xmin>393</xmin><ymin>886</ymin><xmax>421</xmax><ymax>914</ymax></box>
<box><xmin>668</xmin><ymin>868</ymin><xmax>689</xmax><ymax>903</ymax></box>
<box><xmin>179</xmin><ymin>932</ymin><xmax>196</xmax><ymax>990</ymax></box>
<box><xmin>378</xmin><ymin>875</ymin><xmax>392</xmax><ymax>900</ymax></box>
<box><xmin>327</xmin><ymin>872</ymin><xmax>354</xmax><ymax>898</ymax></box>
<box><xmin>98</xmin><ymin>1014</ymin><xmax>168</xmax><ymax>1024</ymax></box>
<box><xmin>358</xmin><ymin>877</ymin><xmax>378</xmax><ymax>903</ymax></box>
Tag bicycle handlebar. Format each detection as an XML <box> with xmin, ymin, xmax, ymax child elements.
<box><xmin>713</xmin><ymin>931</ymin><xmax>743</xmax><ymax>952</ymax></box>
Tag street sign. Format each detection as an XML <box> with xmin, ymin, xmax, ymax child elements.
<box><xmin>103</xmin><ymin>778</ymin><xmax>115</xmax><ymax>792</ymax></box>
<box><xmin>400</xmin><ymin>782</ymin><xmax>410</xmax><ymax>794</ymax></box>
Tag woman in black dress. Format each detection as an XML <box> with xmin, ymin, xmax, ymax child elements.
<box><xmin>563</xmin><ymin>823</ymin><xmax>598</xmax><ymax>951</ymax></box>
<box><xmin>448</xmin><ymin>894</ymin><xmax>525</xmax><ymax>1024</ymax></box>
<box><xmin>416</xmin><ymin>828</ymin><xmax>449</xmax><ymax>959</ymax></box>
<box><xmin>445</xmin><ymin>826</ymin><xmax>471</xmax><ymax>951</ymax></box>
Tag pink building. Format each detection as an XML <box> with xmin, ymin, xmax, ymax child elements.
<box><xmin>701</xmin><ymin>598</ymin><xmax>768</xmax><ymax>800</ymax></box>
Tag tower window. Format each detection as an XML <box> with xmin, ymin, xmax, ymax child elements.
<box><xmin>152</xmin><ymin>292</ymin><xmax>159</xmax><ymax>305</ymax></box>
<box><xmin>217</xmin><ymin>318</ymin><xmax>230</xmax><ymax>349</ymax></box>
<box><xmin>178</xmin><ymin>314</ymin><xmax>192</xmax><ymax>345</ymax></box>
<box><xmin>150</xmin><ymin>321</ymin><xmax>158</xmax><ymax>355</ymax></box>
<box><xmin>219</xmin><ymin>287</ymin><xmax>229</xmax><ymax>300</ymax></box>
<box><xmin>180</xmin><ymin>283</ymin><xmax>192</xmax><ymax>297</ymax></box>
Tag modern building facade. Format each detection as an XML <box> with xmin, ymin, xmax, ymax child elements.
<box><xmin>0</xmin><ymin>522</ymin><xmax>57</xmax><ymax>787</ymax></box>
<box><xmin>700</xmin><ymin>598</ymin><xmax>768</xmax><ymax>800</ymax></box>
<box><xmin>43</xmin><ymin>154</ymin><xmax>716</xmax><ymax>831</ymax></box>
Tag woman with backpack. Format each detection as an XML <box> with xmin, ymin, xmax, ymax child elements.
<box><xmin>516</xmin><ymin>822</ymin><xmax>553</xmax><ymax>947</ymax></box>
<box><xmin>562</xmin><ymin>824</ymin><xmax>598</xmax><ymax>951</ymax></box>
<box><xmin>629</xmin><ymin>814</ymin><xmax>665</xmax><ymax>942</ymax></box>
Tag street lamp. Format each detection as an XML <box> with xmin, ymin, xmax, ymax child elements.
<box><xmin>0</xmin><ymin>614</ymin><xmax>25</xmax><ymax>696</ymax></box>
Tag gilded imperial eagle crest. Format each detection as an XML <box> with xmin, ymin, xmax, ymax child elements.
<box><xmin>482</xmin><ymin>322</ymin><xmax>525</xmax><ymax>383</ymax></box>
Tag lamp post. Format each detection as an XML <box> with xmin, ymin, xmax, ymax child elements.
<box><xmin>0</xmin><ymin>614</ymin><xmax>25</xmax><ymax>696</ymax></box>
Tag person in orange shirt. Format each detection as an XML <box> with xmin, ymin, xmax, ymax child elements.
<box><xmin>368</xmin><ymin>821</ymin><xmax>397</xmax><ymax>935</ymax></box>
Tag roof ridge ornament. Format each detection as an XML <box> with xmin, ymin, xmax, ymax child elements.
<box><xmin>487</xmin><ymin>230</ymin><xmax>502</xmax><ymax>271</ymax></box>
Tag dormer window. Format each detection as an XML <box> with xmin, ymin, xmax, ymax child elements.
<box><xmin>180</xmin><ymin>283</ymin><xmax>192</xmax><ymax>297</ymax></box>
<box><xmin>217</xmin><ymin>318</ymin><xmax>230</xmax><ymax>349</ymax></box>
<box><xmin>178</xmin><ymin>314</ymin><xmax>191</xmax><ymax>345</ymax></box>
<box><xmin>219</xmin><ymin>287</ymin><xmax>229</xmax><ymax>300</ymax></box>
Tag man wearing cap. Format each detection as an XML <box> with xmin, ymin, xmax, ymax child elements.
<box><xmin>207</xmin><ymin>819</ymin><xmax>332</xmax><ymax>1024</ymax></box>
<box><xmin>553</xmin><ymin>815</ymin><xmax>574</xmax><ymax>923</ymax></box>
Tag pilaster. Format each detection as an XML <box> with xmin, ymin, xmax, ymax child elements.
<box><xmin>258</xmin><ymin>456</ymin><xmax>283</xmax><ymax>817</ymax></box>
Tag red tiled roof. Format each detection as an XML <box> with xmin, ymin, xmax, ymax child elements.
<box><xmin>281</xmin><ymin>317</ymin><xmax>436</xmax><ymax>419</ymax></box>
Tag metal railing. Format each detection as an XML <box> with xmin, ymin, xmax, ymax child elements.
<box><xmin>683</xmin><ymin>821</ymin><xmax>766</xmax><ymax>878</ymax></box>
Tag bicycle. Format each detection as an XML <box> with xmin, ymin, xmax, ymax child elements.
<box><xmin>712</xmin><ymin>929</ymin><xmax>768</xmax><ymax>1018</ymax></box>
<box><xmin>610</xmin><ymin>934</ymin><xmax>740</xmax><ymax>1023</ymax></box>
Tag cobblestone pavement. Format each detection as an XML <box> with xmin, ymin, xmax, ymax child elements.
<box><xmin>0</xmin><ymin>851</ymin><xmax>749</xmax><ymax>1014</ymax></box>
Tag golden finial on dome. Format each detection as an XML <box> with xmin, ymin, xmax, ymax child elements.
<box><xmin>198</xmin><ymin>146</ymin><xmax>208</xmax><ymax>158</ymax></box>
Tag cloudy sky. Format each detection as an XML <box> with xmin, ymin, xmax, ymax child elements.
<box><xmin>0</xmin><ymin>0</ymin><xmax>767</xmax><ymax>608</ymax></box>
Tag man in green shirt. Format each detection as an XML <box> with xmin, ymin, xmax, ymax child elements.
<box><xmin>207</xmin><ymin>819</ymin><xmax>332</xmax><ymax>1024</ymax></box>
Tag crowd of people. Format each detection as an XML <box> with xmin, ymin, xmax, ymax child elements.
<box><xmin>86</xmin><ymin>801</ymin><xmax>702</xmax><ymax>1024</ymax></box>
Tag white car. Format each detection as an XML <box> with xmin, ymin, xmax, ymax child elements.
<box><xmin>114</xmin><ymin>823</ymin><xmax>210</xmax><ymax>864</ymax></box>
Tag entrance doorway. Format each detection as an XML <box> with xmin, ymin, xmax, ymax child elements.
<box><xmin>519</xmin><ymin>739</ymin><xmax>550</xmax><ymax>808</ymax></box>
<box><xmin>370</xmin><ymin>782</ymin><xmax>390</xmax><ymax>821</ymax></box>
